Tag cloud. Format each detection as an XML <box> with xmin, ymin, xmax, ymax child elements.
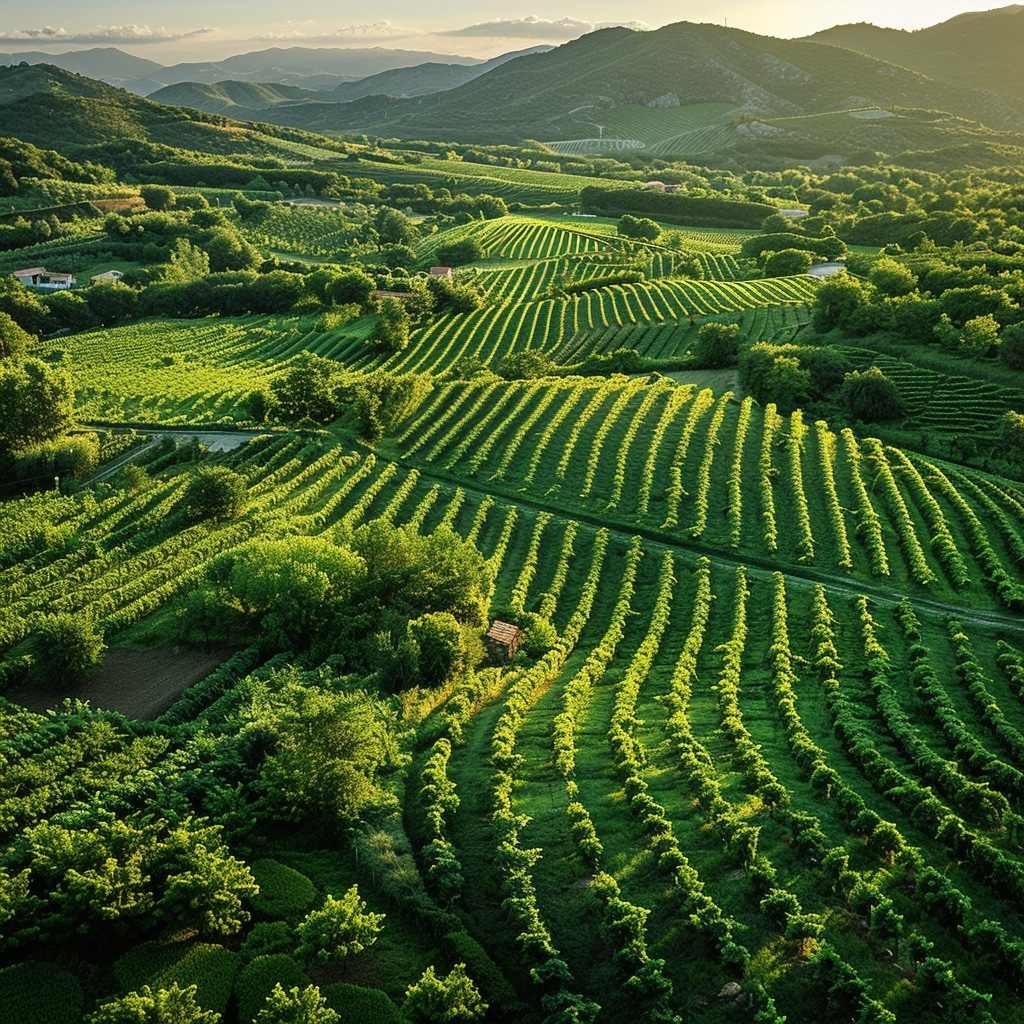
<box><xmin>253</xmin><ymin>21</ymin><xmax>422</xmax><ymax>43</ymax></box>
<box><xmin>440</xmin><ymin>16</ymin><xmax>647</xmax><ymax>39</ymax></box>
<box><xmin>0</xmin><ymin>24</ymin><xmax>216</xmax><ymax>45</ymax></box>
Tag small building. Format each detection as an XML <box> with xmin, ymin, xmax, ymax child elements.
<box><xmin>13</xmin><ymin>267</ymin><xmax>75</xmax><ymax>290</ymax></box>
<box><xmin>88</xmin><ymin>269</ymin><xmax>124</xmax><ymax>286</ymax></box>
<box><xmin>486</xmin><ymin>620</ymin><xmax>522</xmax><ymax>659</ymax></box>
<box><xmin>429</xmin><ymin>266</ymin><xmax>453</xmax><ymax>279</ymax></box>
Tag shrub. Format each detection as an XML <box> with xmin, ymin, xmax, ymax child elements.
<box><xmin>255</xmin><ymin>983</ymin><xmax>339</xmax><ymax>1024</ymax></box>
<box><xmin>86</xmin><ymin>983</ymin><xmax>217</xmax><ymax>1024</ymax></box>
<box><xmin>29</xmin><ymin>612</ymin><xmax>105</xmax><ymax>685</ymax></box>
<box><xmin>114</xmin><ymin>942</ymin><xmax>238</xmax><ymax>1017</ymax></box>
<box><xmin>234</xmin><ymin>956</ymin><xmax>310</xmax><ymax>1024</ymax></box>
<box><xmin>763</xmin><ymin>248</ymin><xmax>814</xmax><ymax>277</ymax></box>
<box><xmin>181</xmin><ymin>466</ymin><xmax>247</xmax><ymax>522</ymax></box>
<box><xmin>295</xmin><ymin>886</ymin><xmax>385</xmax><ymax>965</ymax></box>
<box><xmin>249</xmin><ymin>860</ymin><xmax>317</xmax><ymax>920</ymax></box>
<box><xmin>403</xmin><ymin>964</ymin><xmax>487</xmax><ymax>1023</ymax></box>
<box><xmin>0</xmin><ymin>961</ymin><xmax>83</xmax><ymax>1024</ymax></box>
<box><xmin>839</xmin><ymin>367</ymin><xmax>905</xmax><ymax>423</ymax></box>
<box><xmin>321</xmin><ymin>983</ymin><xmax>406</xmax><ymax>1024</ymax></box>
<box><xmin>691</xmin><ymin>322</ymin><xmax>740</xmax><ymax>369</ymax></box>
<box><xmin>241</xmin><ymin>922</ymin><xmax>296</xmax><ymax>962</ymax></box>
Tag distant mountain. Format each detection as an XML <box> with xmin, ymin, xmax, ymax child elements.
<box><xmin>0</xmin><ymin>44</ymin><xmax>488</xmax><ymax>96</ymax></box>
<box><xmin>236</xmin><ymin>20</ymin><xmax>1024</xmax><ymax>153</ymax></box>
<box><xmin>326</xmin><ymin>46</ymin><xmax>551</xmax><ymax>101</ymax></box>
<box><xmin>147</xmin><ymin>46</ymin><xmax>553</xmax><ymax>119</ymax></box>
<box><xmin>807</xmin><ymin>6</ymin><xmax>1024</xmax><ymax>110</ymax></box>
<box><xmin>0</xmin><ymin>46</ymin><xmax>165</xmax><ymax>92</ymax></box>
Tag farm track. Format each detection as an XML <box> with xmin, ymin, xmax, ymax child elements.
<box><xmin>368</xmin><ymin>444</ymin><xmax>1024</xmax><ymax>634</ymax></box>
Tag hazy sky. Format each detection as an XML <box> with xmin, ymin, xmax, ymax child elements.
<box><xmin>0</xmin><ymin>2</ymin><xmax>1010</xmax><ymax>62</ymax></box>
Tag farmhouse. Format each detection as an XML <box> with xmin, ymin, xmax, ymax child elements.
<box><xmin>429</xmin><ymin>266</ymin><xmax>453</xmax><ymax>279</ymax></box>
<box><xmin>13</xmin><ymin>266</ymin><xmax>75</xmax><ymax>290</ymax></box>
<box><xmin>486</xmin><ymin>620</ymin><xmax>522</xmax><ymax>659</ymax></box>
<box><xmin>88</xmin><ymin>269</ymin><xmax>125</xmax><ymax>286</ymax></box>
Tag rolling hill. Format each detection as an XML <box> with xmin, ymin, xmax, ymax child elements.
<box><xmin>0</xmin><ymin>64</ymin><xmax>351</xmax><ymax>158</ymax></box>
<box><xmin>221</xmin><ymin>19</ymin><xmax>1024</xmax><ymax>167</ymax></box>
<box><xmin>807</xmin><ymin>5</ymin><xmax>1024</xmax><ymax>110</ymax></box>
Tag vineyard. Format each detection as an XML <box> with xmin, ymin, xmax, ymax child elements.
<box><xmin>7</xmin><ymin>191</ymin><xmax>1024</xmax><ymax>1024</ymax></box>
<box><xmin>4</xmin><ymin>393</ymin><xmax>1024</xmax><ymax>1020</ymax></box>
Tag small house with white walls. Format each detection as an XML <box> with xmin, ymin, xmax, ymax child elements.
<box><xmin>13</xmin><ymin>267</ymin><xmax>75</xmax><ymax>290</ymax></box>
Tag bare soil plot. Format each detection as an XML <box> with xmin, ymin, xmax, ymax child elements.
<box><xmin>8</xmin><ymin>646</ymin><xmax>236</xmax><ymax>720</ymax></box>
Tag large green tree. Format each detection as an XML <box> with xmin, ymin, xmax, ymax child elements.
<box><xmin>0</xmin><ymin>357</ymin><xmax>74</xmax><ymax>454</ymax></box>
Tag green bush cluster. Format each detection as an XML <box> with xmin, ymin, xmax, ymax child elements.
<box><xmin>249</xmin><ymin>859</ymin><xmax>317</xmax><ymax>920</ymax></box>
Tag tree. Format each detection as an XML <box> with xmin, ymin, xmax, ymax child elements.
<box><xmin>934</xmin><ymin>312</ymin><xmax>1002</xmax><ymax>356</ymax></box>
<box><xmin>0</xmin><ymin>274</ymin><xmax>49</xmax><ymax>335</ymax></box>
<box><xmin>376</xmin><ymin>209</ymin><xmax>419</xmax><ymax>248</ymax></box>
<box><xmin>811</xmin><ymin>272</ymin><xmax>871</xmax><ymax>333</ymax></box>
<box><xmin>403</xmin><ymin>964</ymin><xmax>487</xmax><ymax>1023</ymax></box>
<box><xmin>617</xmin><ymin>215</ymin><xmax>660</xmax><ymax>241</ymax></box>
<box><xmin>839</xmin><ymin>367</ymin><xmax>905</xmax><ymax>423</ymax></box>
<box><xmin>868</xmin><ymin>257</ymin><xmax>917</xmax><ymax>297</ymax></box>
<box><xmin>408</xmin><ymin>612</ymin><xmax>470</xmax><ymax>687</ymax></box>
<box><xmin>86</xmin><ymin>984</ymin><xmax>217</xmax><ymax>1024</ymax></box>
<box><xmin>1001</xmin><ymin>410</ymin><xmax>1024</xmax><ymax>464</ymax></box>
<box><xmin>255</xmin><ymin>985</ymin><xmax>339</xmax><ymax>1024</ymax></box>
<box><xmin>165</xmin><ymin>238</ymin><xmax>211</xmax><ymax>283</ymax></box>
<box><xmin>181</xmin><ymin>467</ymin><xmax>247</xmax><ymax>522</ymax></box>
<box><xmin>140</xmin><ymin>184</ymin><xmax>176</xmax><ymax>211</ymax></box>
<box><xmin>0</xmin><ymin>357</ymin><xmax>74</xmax><ymax>453</ymax></box>
<box><xmin>29</xmin><ymin>612</ymin><xmax>105</xmax><ymax>685</ymax></box>
<box><xmin>0</xmin><ymin>310</ymin><xmax>32</xmax><ymax>360</ymax></box>
<box><xmin>496</xmin><ymin>349</ymin><xmax>557</xmax><ymax>379</ymax></box>
<box><xmin>86</xmin><ymin>282</ymin><xmax>139</xmax><ymax>325</ymax></box>
<box><xmin>426</xmin><ymin>275</ymin><xmax>484</xmax><ymax>315</ymax></box>
<box><xmin>208</xmin><ymin>536</ymin><xmax>365</xmax><ymax>647</ymax></box>
<box><xmin>323</xmin><ymin>268</ymin><xmax>375</xmax><ymax>307</ymax></box>
<box><xmin>371</xmin><ymin>297</ymin><xmax>411</xmax><ymax>353</ymax></box>
<box><xmin>272</xmin><ymin>353</ymin><xmax>339</xmax><ymax>422</ymax></box>
<box><xmin>691</xmin><ymin>322</ymin><xmax>740</xmax><ymax>368</ymax></box>
<box><xmin>1000</xmin><ymin>323</ymin><xmax>1024</xmax><ymax>371</ymax></box>
<box><xmin>248</xmin><ymin>678</ymin><xmax>401</xmax><ymax>824</ymax></box>
<box><xmin>295</xmin><ymin>886</ymin><xmax>385</xmax><ymax>964</ymax></box>
<box><xmin>765</xmin><ymin>355</ymin><xmax>811</xmax><ymax>415</ymax></box>
<box><xmin>764</xmin><ymin>248</ymin><xmax>813</xmax><ymax>277</ymax></box>
<box><xmin>435</xmin><ymin>238</ymin><xmax>484</xmax><ymax>267</ymax></box>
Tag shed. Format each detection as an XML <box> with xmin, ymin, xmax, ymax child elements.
<box><xmin>89</xmin><ymin>269</ymin><xmax>124</xmax><ymax>286</ymax></box>
<box><xmin>486</xmin><ymin>620</ymin><xmax>522</xmax><ymax>659</ymax></box>
<box><xmin>429</xmin><ymin>266</ymin><xmax>453</xmax><ymax>279</ymax></box>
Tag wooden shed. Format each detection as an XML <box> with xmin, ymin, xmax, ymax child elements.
<box><xmin>486</xmin><ymin>620</ymin><xmax>522</xmax><ymax>659</ymax></box>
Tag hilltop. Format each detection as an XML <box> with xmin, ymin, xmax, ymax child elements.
<box><xmin>187</xmin><ymin>19</ymin><xmax>1024</xmax><ymax>168</ymax></box>
<box><xmin>808</xmin><ymin>5</ymin><xmax>1024</xmax><ymax>110</ymax></box>
<box><xmin>0</xmin><ymin>63</ymin><xmax>354</xmax><ymax>158</ymax></box>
